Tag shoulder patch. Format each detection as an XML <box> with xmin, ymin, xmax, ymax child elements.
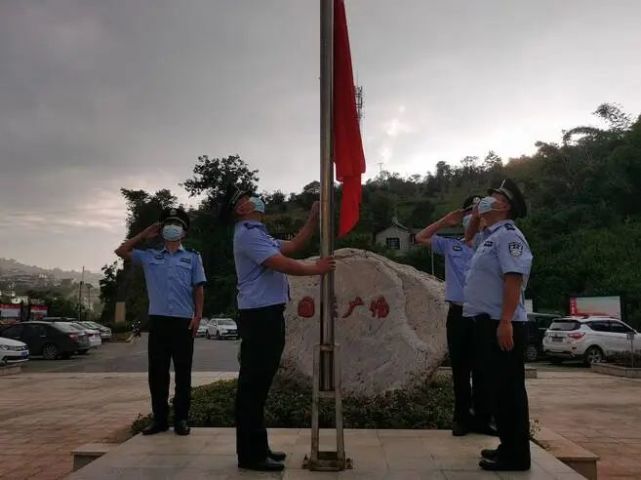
<box><xmin>243</xmin><ymin>222</ymin><xmax>261</xmax><ymax>230</ymax></box>
<box><xmin>504</xmin><ymin>223</ymin><xmax>515</xmax><ymax>231</ymax></box>
<box><xmin>154</xmin><ymin>254</ymin><xmax>164</xmax><ymax>260</ymax></box>
<box><xmin>483</xmin><ymin>240</ymin><xmax>494</xmax><ymax>247</ymax></box>
<box><xmin>508</xmin><ymin>241</ymin><xmax>524</xmax><ymax>257</ymax></box>
<box><xmin>185</xmin><ymin>248</ymin><xmax>199</xmax><ymax>254</ymax></box>
<box><xmin>180</xmin><ymin>257</ymin><xmax>192</xmax><ymax>263</ymax></box>
<box><xmin>452</xmin><ymin>245</ymin><xmax>463</xmax><ymax>252</ymax></box>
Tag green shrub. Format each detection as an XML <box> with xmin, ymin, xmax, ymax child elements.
<box><xmin>131</xmin><ymin>375</ymin><xmax>454</xmax><ymax>434</ymax></box>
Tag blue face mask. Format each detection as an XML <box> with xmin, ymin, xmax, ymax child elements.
<box><xmin>462</xmin><ymin>214</ymin><xmax>472</xmax><ymax>231</ymax></box>
<box><xmin>162</xmin><ymin>224</ymin><xmax>184</xmax><ymax>241</ymax></box>
<box><xmin>249</xmin><ymin>196</ymin><xmax>265</xmax><ymax>214</ymax></box>
<box><xmin>477</xmin><ymin>196</ymin><xmax>497</xmax><ymax>215</ymax></box>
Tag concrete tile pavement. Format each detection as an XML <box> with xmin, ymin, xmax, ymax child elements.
<box><xmin>0</xmin><ymin>372</ymin><xmax>235</xmax><ymax>480</ymax></box>
<box><xmin>67</xmin><ymin>429</ymin><xmax>583</xmax><ymax>480</ymax></box>
<box><xmin>527</xmin><ymin>370</ymin><xmax>641</xmax><ymax>479</ymax></box>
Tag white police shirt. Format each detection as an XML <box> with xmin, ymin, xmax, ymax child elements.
<box><xmin>463</xmin><ymin>220</ymin><xmax>533</xmax><ymax>322</ymax></box>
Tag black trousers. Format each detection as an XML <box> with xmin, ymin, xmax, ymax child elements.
<box><xmin>148</xmin><ymin>315</ymin><xmax>194</xmax><ymax>423</ymax></box>
<box><xmin>235</xmin><ymin>304</ymin><xmax>286</xmax><ymax>463</ymax></box>
<box><xmin>447</xmin><ymin>304</ymin><xmax>491</xmax><ymax>425</ymax></box>
<box><xmin>475</xmin><ymin>315</ymin><xmax>531</xmax><ymax>465</ymax></box>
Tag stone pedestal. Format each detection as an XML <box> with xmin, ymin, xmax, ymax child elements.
<box><xmin>282</xmin><ymin>248</ymin><xmax>448</xmax><ymax>395</ymax></box>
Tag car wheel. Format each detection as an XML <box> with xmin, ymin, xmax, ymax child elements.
<box><xmin>525</xmin><ymin>344</ymin><xmax>539</xmax><ymax>362</ymax></box>
<box><xmin>585</xmin><ymin>346</ymin><xmax>604</xmax><ymax>366</ymax></box>
<box><xmin>206</xmin><ymin>332</ymin><xmax>211</xmax><ymax>340</ymax></box>
<box><xmin>42</xmin><ymin>343</ymin><xmax>59</xmax><ymax>360</ymax></box>
<box><xmin>550</xmin><ymin>358</ymin><xmax>563</xmax><ymax>365</ymax></box>
<box><xmin>215</xmin><ymin>331</ymin><xmax>221</xmax><ymax>340</ymax></box>
<box><xmin>0</xmin><ymin>357</ymin><xmax>8</xmax><ymax>367</ymax></box>
<box><xmin>79</xmin><ymin>350</ymin><xmax>89</xmax><ymax>355</ymax></box>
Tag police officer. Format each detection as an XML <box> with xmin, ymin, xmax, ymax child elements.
<box><xmin>220</xmin><ymin>188</ymin><xmax>335</xmax><ymax>472</ymax></box>
<box><xmin>115</xmin><ymin>207</ymin><xmax>206</xmax><ymax>437</ymax></box>
<box><xmin>416</xmin><ymin>195</ymin><xmax>494</xmax><ymax>437</ymax></box>
<box><xmin>463</xmin><ymin>178</ymin><xmax>533</xmax><ymax>471</ymax></box>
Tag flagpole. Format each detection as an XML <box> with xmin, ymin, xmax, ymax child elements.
<box><xmin>304</xmin><ymin>0</ymin><xmax>349</xmax><ymax>471</ymax></box>
<box><xmin>319</xmin><ymin>0</ymin><xmax>335</xmax><ymax>395</ymax></box>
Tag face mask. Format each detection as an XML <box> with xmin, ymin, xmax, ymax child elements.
<box><xmin>249</xmin><ymin>196</ymin><xmax>265</xmax><ymax>214</ymax></box>
<box><xmin>462</xmin><ymin>214</ymin><xmax>472</xmax><ymax>230</ymax></box>
<box><xmin>162</xmin><ymin>224</ymin><xmax>183</xmax><ymax>241</ymax></box>
<box><xmin>477</xmin><ymin>196</ymin><xmax>497</xmax><ymax>215</ymax></box>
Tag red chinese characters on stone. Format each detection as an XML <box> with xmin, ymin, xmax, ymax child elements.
<box><xmin>341</xmin><ymin>296</ymin><xmax>364</xmax><ymax>318</ymax></box>
<box><xmin>369</xmin><ymin>296</ymin><xmax>390</xmax><ymax>318</ymax></box>
<box><xmin>297</xmin><ymin>296</ymin><xmax>315</xmax><ymax>318</ymax></box>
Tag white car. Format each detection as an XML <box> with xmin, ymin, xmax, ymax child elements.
<box><xmin>206</xmin><ymin>318</ymin><xmax>238</xmax><ymax>340</ymax></box>
<box><xmin>0</xmin><ymin>336</ymin><xmax>30</xmax><ymax>365</ymax></box>
<box><xmin>69</xmin><ymin>323</ymin><xmax>102</xmax><ymax>349</ymax></box>
<box><xmin>79</xmin><ymin>321</ymin><xmax>112</xmax><ymax>340</ymax></box>
<box><xmin>543</xmin><ymin>316</ymin><xmax>640</xmax><ymax>365</ymax></box>
<box><xmin>196</xmin><ymin>322</ymin><xmax>208</xmax><ymax>338</ymax></box>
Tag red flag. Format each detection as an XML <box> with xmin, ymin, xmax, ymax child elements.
<box><xmin>333</xmin><ymin>0</ymin><xmax>365</xmax><ymax>237</ymax></box>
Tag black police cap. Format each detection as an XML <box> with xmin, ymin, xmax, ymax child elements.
<box><xmin>218</xmin><ymin>185</ymin><xmax>250</xmax><ymax>225</ymax></box>
<box><xmin>160</xmin><ymin>207</ymin><xmax>190</xmax><ymax>230</ymax></box>
<box><xmin>488</xmin><ymin>178</ymin><xmax>527</xmax><ymax>219</ymax></box>
<box><xmin>462</xmin><ymin>195</ymin><xmax>482</xmax><ymax>212</ymax></box>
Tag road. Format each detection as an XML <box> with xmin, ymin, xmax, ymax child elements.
<box><xmin>21</xmin><ymin>333</ymin><xmax>240</xmax><ymax>373</ymax></box>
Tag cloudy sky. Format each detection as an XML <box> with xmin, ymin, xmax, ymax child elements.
<box><xmin>2</xmin><ymin>0</ymin><xmax>641</xmax><ymax>272</ymax></box>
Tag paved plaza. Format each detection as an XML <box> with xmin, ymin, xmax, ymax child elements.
<box><xmin>68</xmin><ymin>428</ymin><xmax>584</xmax><ymax>480</ymax></box>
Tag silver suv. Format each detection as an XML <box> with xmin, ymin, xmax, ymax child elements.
<box><xmin>542</xmin><ymin>316</ymin><xmax>640</xmax><ymax>365</ymax></box>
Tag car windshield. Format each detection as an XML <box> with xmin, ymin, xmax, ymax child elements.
<box><xmin>549</xmin><ymin>320</ymin><xmax>581</xmax><ymax>331</ymax></box>
<box><xmin>218</xmin><ymin>319</ymin><xmax>235</xmax><ymax>326</ymax></box>
<box><xmin>54</xmin><ymin>323</ymin><xmax>81</xmax><ymax>333</ymax></box>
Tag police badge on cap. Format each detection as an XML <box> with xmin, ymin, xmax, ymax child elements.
<box><xmin>160</xmin><ymin>207</ymin><xmax>190</xmax><ymax>230</ymax></box>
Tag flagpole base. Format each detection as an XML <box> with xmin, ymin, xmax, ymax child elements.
<box><xmin>304</xmin><ymin>452</ymin><xmax>353</xmax><ymax>472</ymax></box>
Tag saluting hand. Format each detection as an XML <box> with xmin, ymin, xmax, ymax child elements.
<box><xmin>442</xmin><ymin>209</ymin><xmax>464</xmax><ymax>227</ymax></box>
<box><xmin>142</xmin><ymin>222</ymin><xmax>161</xmax><ymax>240</ymax></box>
<box><xmin>315</xmin><ymin>256</ymin><xmax>336</xmax><ymax>275</ymax></box>
<box><xmin>497</xmin><ymin>322</ymin><xmax>514</xmax><ymax>351</ymax></box>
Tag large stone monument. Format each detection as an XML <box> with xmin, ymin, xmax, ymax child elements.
<box><xmin>282</xmin><ymin>248</ymin><xmax>448</xmax><ymax>396</ymax></box>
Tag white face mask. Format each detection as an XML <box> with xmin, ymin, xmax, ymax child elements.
<box><xmin>162</xmin><ymin>224</ymin><xmax>183</xmax><ymax>241</ymax></box>
<box><xmin>477</xmin><ymin>196</ymin><xmax>498</xmax><ymax>215</ymax></box>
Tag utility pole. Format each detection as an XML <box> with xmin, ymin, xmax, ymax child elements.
<box><xmin>77</xmin><ymin>266</ymin><xmax>84</xmax><ymax>321</ymax></box>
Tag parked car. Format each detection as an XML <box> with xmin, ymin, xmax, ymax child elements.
<box><xmin>542</xmin><ymin>316</ymin><xmax>640</xmax><ymax>365</ymax></box>
<box><xmin>196</xmin><ymin>322</ymin><xmax>208</xmax><ymax>337</ymax></box>
<box><xmin>206</xmin><ymin>318</ymin><xmax>238</xmax><ymax>340</ymax></box>
<box><xmin>0</xmin><ymin>321</ymin><xmax>90</xmax><ymax>360</ymax></box>
<box><xmin>70</xmin><ymin>323</ymin><xmax>102</xmax><ymax>350</ymax></box>
<box><xmin>524</xmin><ymin>313</ymin><xmax>561</xmax><ymax>362</ymax></box>
<box><xmin>78</xmin><ymin>321</ymin><xmax>112</xmax><ymax>340</ymax></box>
<box><xmin>0</xmin><ymin>336</ymin><xmax>29</xmax><ymax>366</ymax></box>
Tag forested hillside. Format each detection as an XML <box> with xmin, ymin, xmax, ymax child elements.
<box><xmin>100</xmin><ymin>104</ymin><xmax>641</xmax><ymax>329</ymax></box>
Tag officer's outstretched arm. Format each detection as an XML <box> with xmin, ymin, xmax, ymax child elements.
<box><xmin>280</xmin><ymin>201</ymin><xmax>320</xmax><ymax>256</ymax></box>
<box><xmin>263</xmin><ymin>253</ymin><xmax>335</xmax><ymax>276</ymax></box>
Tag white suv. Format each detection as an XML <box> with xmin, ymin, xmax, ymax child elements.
<box><xmin>543</xmin><ymin>316</ymin><xmax>640</xmax><ymax>365</ymax></box>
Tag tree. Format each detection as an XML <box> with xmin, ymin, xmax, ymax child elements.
<box><xmin>183</xmin><ymin>154</ymin><xmax>259</xmax><ymax>205</ymax></box>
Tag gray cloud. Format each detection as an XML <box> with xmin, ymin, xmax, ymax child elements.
<box><xmin>1</xmin><ymin>0</ymin><xmax>641</xmax><ymax>270</ymax></box>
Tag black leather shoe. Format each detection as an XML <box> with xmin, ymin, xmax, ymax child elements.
<box><xmin>451</xmin><ymin>420</ymin><xmax>469</xmax><ymax>436</ymax></box>
<box><xmin>481</xmin><ymin>448</ymin><xmax>499</xmax><ymax>460</ymax></box>
<box><xmin>142</xmin><ymin>421</ymin><xmax>169</xmax><ymax>436</ymax></box>
<box><xmin>268</xmin><ymin>450</ymin><xmax>287</xmax><ymax>462</ymax></box>
<box><xmin>479</xmin><ymin>458</ymin><xmax>530</xmax><ymax>471</ymax></box>
<box><xmin>238</xmin><ymin>457</ymin><xmax>285</xmax><ymax>472</ymax></box>
<box><xmin>174</xmin><ymin>420</ymin><xmax>191</xmax><ymax>436</ymax></box>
